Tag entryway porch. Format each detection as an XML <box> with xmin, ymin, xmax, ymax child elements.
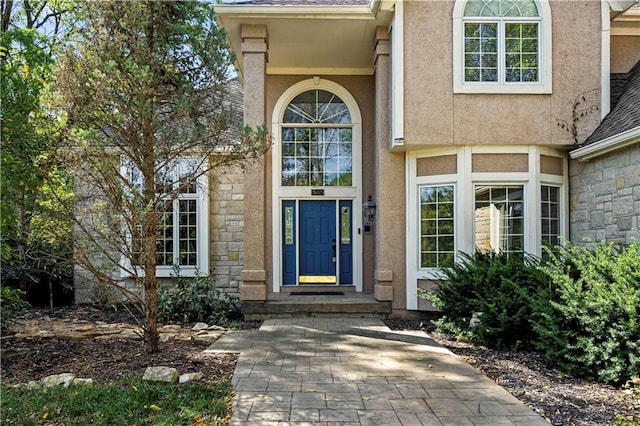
<box><xmin>241</xmin><ymin>289</ymin><xmax>391</xmax><ymax>320</ymax></box>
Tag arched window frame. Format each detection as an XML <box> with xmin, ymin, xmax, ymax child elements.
<box><xmin>453</xmin><ymin>0</ymin><xmax>552</xmax><ymax>94</ymax></box>
<box><xmin>270</xmin><ymin>78</ymin><xmax>364</xmax><ymax>293</ymax></box>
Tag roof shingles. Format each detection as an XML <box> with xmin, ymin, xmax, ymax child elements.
<box><xmin>583</xmin><ymin>60</ymin><xmax>640</xmax><ymax>146</ymax></box>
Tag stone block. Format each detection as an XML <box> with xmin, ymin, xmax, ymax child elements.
<box><xmin>179</xmin><ymin>372</ymin><xmax>203</xmax><ymax>384</ymax></box>
<box><xmin>142</xmin><ymin>366</ymin><xmax>179</xmax><ymax>383</ymax></box>
<box><xmin>616</xmin><ymin>215</ymin><xmax>633</xmax><ymax>231</ymax></box>
<box><xmin>613</xmin><ymin>195</ymin><xmax>633</xmax><ymax>217</ymax></box>
<box><xmin>211</xmin><ymin>242</ymin><xmax>228</xmax><ymax>256</ymax></box>
<box><xmin>589</xmin><ymin>211</ymin><xmax>604</xmax><ymax>228</ymax></box>
<box><xmin>241</xmin><ymin>269</ymin><xmax>266</xmax><ymax>282</ymax></box>
<box><xmin>240</xmin><ymin>284</ymin><xmax>267</xmax><ymax>301</ymax></box>
<box><xmin>228</xmin><ymin>201</ymin><xmax>244</xmax><ymax>215</ymax></box>
<box><xmin>375</xmin><ymin>270</ymin><xmax>393</xmax><ymax>282</ymax></box>
<box><xmin>42</xmin><ymin>373</ymin><xmax>76</xmax><ymax>388</ymax></box>
<box><xmin>375</xmin><ymin>284</ymin><xmax>393</xmax><ymax>301</ymax></box>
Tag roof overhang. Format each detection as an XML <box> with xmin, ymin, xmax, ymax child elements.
<box><xmin>214</xmin><ymin>1</ymin><xmax>394</xmax><ymax>79</ymax></box>
<box><xmin>570</xmin><ymin>126</ymin><xmax>640</xmax><ymax>161</ymax></box>
<box><xmin>610</xmin><ymin>0</ymin><xmax>640</xmax><ymax>35</ymax></box>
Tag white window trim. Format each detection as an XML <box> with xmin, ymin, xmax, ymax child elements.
<box><xmin>453</xmin><ymin>0</ymin><xmax>552</xmax><ymax>94</ymax></box>
<box><xmin>406</xmin><ymin>146</ymin><xmax>567</xmax><ymax>310</ymax></box>
<box><xmin>120</xmin><ymin>159</ymin><xmax>209</xmax><ymax>278</ymax></box>
<box><xmin>391</xmin><ymin>0</ymin><xmax>404</xmax><ymax>148</ymax></box>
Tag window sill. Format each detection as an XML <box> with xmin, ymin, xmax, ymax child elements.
<box><xmin>454</xmin><ymin>81</ymin><xmax>551</xmax><ymax>94</ymax></box>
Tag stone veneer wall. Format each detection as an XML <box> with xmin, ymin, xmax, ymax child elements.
<box><xmin>569</xmin><ymin>144</ymin><xmax>640</xmax><ymax>245</ymax></box>
<box><xmin>208</xmin><ymin>166</ymin><xmax>245</xmax><ymax>297</ymax></box>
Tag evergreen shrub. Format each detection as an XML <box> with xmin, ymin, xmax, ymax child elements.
<box><xmin>534</xmin><ymin>240</ymin><xmax>640</xmax><ymax>384</ymax></box>
<box><xmin>157</xmin><ymin>268</ymin><xmax>241</xmax><ymax>326</ymax></box>
<box><xmin>422</xmin><ymin>251</ymin><xmax>548</xmax><ymax>350</ymax></box>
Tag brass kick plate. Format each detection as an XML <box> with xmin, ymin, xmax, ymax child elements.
<box><xmin>299</xmin><ymin>276</ymin><xmax>337</xmax><ymax>284</ymax></box>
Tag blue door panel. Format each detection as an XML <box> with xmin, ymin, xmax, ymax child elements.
<box><xmin>282</xmin><ymin>201</ymin><xmax>296</xmax><ymax>285</ymax></box>
<box><xmin>339</xmin><ymin>200</ymin><xmax>353</xmax><ymax>285</ymax></box>
<box><xmin>299</xmin><ymin>201</ymin><xmax>336</xmax><ymax>278</ymax></box>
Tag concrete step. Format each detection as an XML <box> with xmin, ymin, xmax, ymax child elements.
<box><xmin>242</xmin><ymin>292</ymin><xmax>391</xmax><ymax>320</ymax></box>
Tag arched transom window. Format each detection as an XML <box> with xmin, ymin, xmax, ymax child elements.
<box><xmin>463</xmin><ymin>0</ymin><xmax>541</xmax><ymax>84</ymax></box>
<box><xmin>281</xmin><ymin>89</ymin><xmax>353</xmax><ymax>187</ymax></box>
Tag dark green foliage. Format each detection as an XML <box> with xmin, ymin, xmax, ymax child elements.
<box><xmin>0</xmin><ymin>286</ymin><xmax>31</xmax><ymax>334</ymax></box>
<box><xmin>157</xmin><ymin>269</ymin><xmax>241</xmax><ymax>326</ymax></box>
<box><xmin>423</xmin><ymin>251</ymin><xmax>549</xmax><ymax>350</ymax></box>
<box><xmin>534</xmin><ymin>240</ymin><xmax>640</xmax><ymax>384</ymax></box>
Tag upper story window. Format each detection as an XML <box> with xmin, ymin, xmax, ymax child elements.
<box><xmin>453</xmin><ymin>0</ymin><xmax>552</xmax><ymax>94</ymax></box>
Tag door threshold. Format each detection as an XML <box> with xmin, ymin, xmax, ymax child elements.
<box><xmin>280</xmin><ymin>285</ymin><xmax>356</xmax><ymax>293</ymax></box>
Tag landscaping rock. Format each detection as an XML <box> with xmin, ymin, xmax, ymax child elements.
<box><xmin>142</xmin><ymin>366</ymin><xmax>179</xmax><ymax>383</ymax></box>
<box><xmin>42</xmin><ymin>373</ymin><xmax>76</xmax><ymax>387</ymax></box>
<box><xmin>191</xmin><ymin>322</ymin><xmax>209</xmax><ymax>331</ymax></box>
<box><xmin>179</xmin><ymin>372</ymin><xmax>203</xmax><ymax>384</ymax></box>
<box><xmin>193</xmin><ymin>331</ymin><xmax>224</xmax><ymax>344</ymax></box>
<box><xmin>73</xmin><ymin>378</ymin><xmax>94</xmax><ymax>386</ymax></box>
<box><xmin>159</xmin><ymin>333</ymin><xmax>177</xmax><ymax>343</ymax></box>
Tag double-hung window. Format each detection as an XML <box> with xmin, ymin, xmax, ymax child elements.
<box><xmin>453</xmin><ymin>0</ymin><xmax>552</xmax><ymax>93</ymax></box>
<box><xmin>124</xmin><ymin>158</ymin><xmax>208</xmax><ymax>277</ymax></box>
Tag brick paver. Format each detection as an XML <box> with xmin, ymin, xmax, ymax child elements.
<box><xmin>206</xmin><ymin>318</ymin><xmax>547</xmax><ymax>425</ymax></box>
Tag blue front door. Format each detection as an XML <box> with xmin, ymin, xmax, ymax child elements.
<box><xmin>299</xmin><ymin>200</ymin><xmax>336</xmax><ymax>283</ymax></box>
<box><xmin>282</xmin><ymin>200</ymin><xmax>353</xmax><ymax>285</ymax></box>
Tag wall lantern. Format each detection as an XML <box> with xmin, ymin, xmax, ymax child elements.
<box><xmin>362</xmin><ymin>194</ymin><xmax>377</xmax><ymax>225</ymax></box>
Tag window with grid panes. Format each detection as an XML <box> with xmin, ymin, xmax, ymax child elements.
<box><xmin>126</xmin><ymin>158</ymin><xmax>202</xmax><ymax>269</ymax></box>
<box><xmin>541</xmin><ymin>185</ymin><xmax>560</xmax><ymax>248</ymax></box>
<box><xmin>463</xmin><ymin>0</ymin><xmax>541</xmax><ymax>84</ymax></box>
<box><xmin>419</xmin><ymin>185</ymin><xmax>455</xmax><ymax>268</ymax></box>
<box><xmin>281</xmin><ymin>90</ymin><xmax>353</xmax><ymax>187</ymax></box>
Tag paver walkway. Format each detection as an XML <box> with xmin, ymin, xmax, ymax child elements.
<box><xmin>206</xmin><ymin>318</ymin><xmax>547</xmax><ymax>425</ymax></box>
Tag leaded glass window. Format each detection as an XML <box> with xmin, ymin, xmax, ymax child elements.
<box><xmin>281</xmin><ymin>90</ymin><xmax>353</xmax><ymax>187</ymax></box>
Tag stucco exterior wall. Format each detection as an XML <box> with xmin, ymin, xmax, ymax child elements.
<box><xmin>569</xmin><ymin>144</ymin><xmax>640</xmax><ymax>245</ymax></box>
<box><xmin>265</xmin><ymin>75</ymin><xmax>377</xmax><ymax>292</ymax></box>
<box><xmin>402</xmin><ymin>0</ymin><xmax>602</xmax><ymax>148</ymax></box>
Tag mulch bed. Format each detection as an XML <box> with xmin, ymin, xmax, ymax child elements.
<box><xmin>385</xmin><ymin>319</ymin><xmax>640</xmax><ymax>426</ymax></box>
<box><xmin>1</xmin><ymin>305</ymin><xmax>241</xmax><ymax>386</ymax></box>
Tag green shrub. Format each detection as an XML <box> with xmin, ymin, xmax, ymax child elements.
<box><xmin>0</xmin><ymin>286</ymin><xmax>30</xmax><ymax>334</ymax></box>
<box><xmin>534</xmin><ymin>239</ymin><xmax>640</xmax><ymax>385</ymax></box>
<box><xmin>157</xmin><ymin>268</ymin><xmax>241</xmax><ymax>326</ymax></box>
<box><xmin>421</xmin><ymin>251</ymin><xmax>549</xmax><ymax>350</ymax></box>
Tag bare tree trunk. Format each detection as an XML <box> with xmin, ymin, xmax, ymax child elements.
<box><xmin>144</xmin><ymin>273</ymin><xmax>159</xmax><ymax>352</ymax></box>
